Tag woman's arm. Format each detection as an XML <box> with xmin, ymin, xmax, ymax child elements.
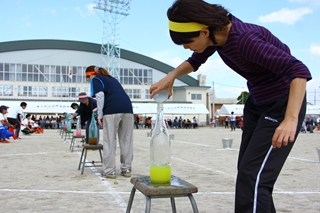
<box><xmin>272</xmin><ymin>78</ymin><xmax>307</xmax><ymax>148</ymax></box>
<box><xmin>150</xmin><ymin>61</ymin><xmax>194</xmax><ymax>98</ymax></box>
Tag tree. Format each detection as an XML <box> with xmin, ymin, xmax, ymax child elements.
<box><xmin>237</xmin><ymin>91</ymin><xmax>250</xmax><ymax>104</ymax></box>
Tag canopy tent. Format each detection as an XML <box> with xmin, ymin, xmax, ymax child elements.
<box><xmin>132</xmin><ymin>103</ymin><xmax>155</xmax><ymax>114</ymax></box>
<box><xmin>132</xmin><ymin>103</ymin><xmax>209</xmax><ymax>115</ymax></box>
<box><xmin>3</xmin><ymin>101</ymin><xmax>74</xmax><ymax>115</ymax></box>
<box><xmin>2</xmin><ymin>101</ymin><xmax>209</xmax><ymax>116</ymax></box>
<box><xmin>218</xmin><ymin>104</ymin><xmax>320</xmax><ymax>116</ymax></box>
<box><xmin>306</xmin><ymin>105</ymin><xmax>320</xmax><ymax>115</ymax></box>
<box><xmin>218</xmin><ymin>104</ymin><xmax>244</xmax><ymax>116</ymax></box>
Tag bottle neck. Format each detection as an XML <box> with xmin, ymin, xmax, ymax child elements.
<box><xmin>156</xmin><ymin>103</ymin><xmax>164</xmax><ymax>117</ymax></box>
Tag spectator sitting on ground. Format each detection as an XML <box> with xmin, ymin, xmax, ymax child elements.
<box><xmin>172</xmin><ymin>118</ymin><xmax>178</xmax><ymax>128</ymax></box>
<box><xmin>51</xmin><ymin>118</ymin><xmax>57</xmax><ymax>129</ymax></box>
<box><xmin>30</xmin><ymin>120</ymin><xmax>44</xmax><ymax>134</ymax></box>
<box><xmin>21</xmin><ymin>114</ymin><xmax>33</xmax><ymax>135</ymax></box>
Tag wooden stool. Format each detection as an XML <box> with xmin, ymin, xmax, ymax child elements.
<box><xmin>64</xmin><ymin>130</ymin><xmax>73</xmax><ymax>141</ymax></box>
<box><xmin>126</xmin><ymin>176</ymin><xmax>199</xmax><ymax>213</ymax></box>
<box><xmin>69</xmin><ymin>135</ymin><xmax>86</xmax><ymax>152</ymax></box>
<box><xmin>78</xmin><ymin>144</ymin><xmax>103</xmax><ymax>174</ymax></box>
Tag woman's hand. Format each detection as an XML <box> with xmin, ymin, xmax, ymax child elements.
<box><xmin>272</xmin><ymin>119</ymin><xmax>297</xmax><ymax>148</ymax></box>
<box><xmin>98</xmin><ymin>119</ymin><xmax>103</xmax><ymax>127</ymax></box>
<box><xmin>150</xmin><ymin>61</ymin><xmax>194</xmax><ymax>99</ymax></box>
<box><xmin>150</xmin><ymin>73</ymin><xmax>175</xmax><ymax>99</ymax></box>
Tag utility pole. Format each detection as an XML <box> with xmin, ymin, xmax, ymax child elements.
<box><xmin>211</xmin><ymin>81</ymin><xmax>215</xmax><ymax>119</ymax></box>
<box><xmin>93</xmin><ymin>0</ymin><xmax>131</xmax><ymax>81</ymax></box>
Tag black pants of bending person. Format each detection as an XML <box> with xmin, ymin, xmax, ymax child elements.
<box><xmin>7</xmin><ymin>117</ymin><xmax>21</xmax><ymax>138</ymax></box>
<box><xmin>235</xmin><ymin>94</ymin><xmax>306</xmax><ymax>213</ymax></box>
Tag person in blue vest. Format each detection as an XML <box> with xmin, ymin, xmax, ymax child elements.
<box><xmin>86</xmin><ymin>65</ymin><xmax>134</xmax><ymax>179</ymax></box>
<box><xmin>149</xmin><ymin>0</ymin><xmax>312</xmax><ymax>212</ymax></box>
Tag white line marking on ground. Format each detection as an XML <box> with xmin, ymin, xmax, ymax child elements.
<box><xmin>1</xmin><ymin>189</ymin><xmax>319</xmax><ymax>195</ymax></box>
<box><xmin>0</xmin><ymin>151</ymin><xmax>67</xmax><ymax>157</ymax></box>
<box><xmin>172</xmin><ymin>157</ymin><xmax>235</xmax><ymax>178</ymax></box>
<box><xmin>288</xmin><ymin>156</ymin><xmax>318</xmax><ymax>163</ymax></box>
<box><xmin>76</xmin><ymin>149</ymin><xmax>129</xmax><ymax>213</ymax></box>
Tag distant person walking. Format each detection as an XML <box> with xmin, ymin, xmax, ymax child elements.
<box><xmin>230</xmin><ymin>111</ymin><xmax>236</xmax><ymax>131</ymax></box>
<box><xmin>225</xmin><ymin>117</ymin><xmax>229</xmax><ymax>129</ymax></box>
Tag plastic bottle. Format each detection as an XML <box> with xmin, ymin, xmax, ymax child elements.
<box><xmin>88</xmin><ymin>113</ymin><xmax>98</xmax><ymax>145</ymax></box>
<box><xmin>76</xmin><ymin>117</ymin><xmax>82</xmax><ymax>136</ymax></box>
<box><xmin>150</xmin><ymin>90</ymin><xmax>171</xmax><ymax>184</ymax></box>
<box><xmin>67</xmin><ymin>119</ymin><xmax>72</xmax><ymax>132</ymax></box>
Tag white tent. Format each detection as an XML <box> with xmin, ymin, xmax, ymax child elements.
<box><xmin>218</xmin><ymin>104</ymin><xmax>244</xmax><ymax>116</ymax></box>
<box><xmin>306</xmin><ymin>105</ymin><xmax>320</xmax><ymax>115</ymax></box>
<box><xmin>1</xmin><ymin>100</ymin><xmax>209</xmax><ymax>115</ymax></box>
<box><xmin>218</xmin><ymin>104</ymin><xmax>320</xmax><ymax>116</ymax></box>
<box><xmin>3</xmin><ymin>101</ymin><xmax>74</xmax><ymax>114</ymax></box>
<box><xmin>132</xmin><ymin>103</ymin><xmax>209</xmax><ymax>115</ymax></box>
<box><xmin>162</xmin><ymin>103</ymin><xmax>209</xmax><ymax>115</ymax></box>
<box><xmin>132</xmin><ymin>103</ymin><xmax>155</xmax><ymax>114</ymax></box>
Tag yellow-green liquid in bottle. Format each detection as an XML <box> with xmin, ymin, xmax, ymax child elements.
<box><xmin>150</xmin><ymin>165</ymin><xmax>171</xmax><ymax>183</ymax></box>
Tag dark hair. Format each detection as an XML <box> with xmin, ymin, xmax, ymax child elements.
<box><xmin>167</xmin><ymin>0</ymin><xmax>230</xmax><ymax>45</ymax></box>
<box><xmin>26</xmin><ymin>114</ymin><xmax>31</xmax><ymax>118</ymax></box>
<box><xmin>85</xmin><ymin>65</ymin><xmax>113</xmax><ymax>78</ymax></box>
<box><xmin>70</xmin><ymin>103</ymin><xmax>79</xmax><ymax>109</ymax></box>
<box><xmin>20</xmin><ymin>102</ymin><xmax>27</xmax><ymax>107</ymax></box>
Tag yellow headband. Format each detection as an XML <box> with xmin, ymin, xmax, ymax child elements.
<box><xmin>169</xmin><ymin>20</ymin><xmax>208</xmax><ymax>33</ymax></box>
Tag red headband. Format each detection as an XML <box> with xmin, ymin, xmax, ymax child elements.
<box><xmin>86</xmin><ymin>71</ymin><xmax>97</xmax><ymax>77</ymax></box>
<box><xmin>78</xmin><ymin>95</ymin><xmax>88</xmax><ymax>99</ymax></box>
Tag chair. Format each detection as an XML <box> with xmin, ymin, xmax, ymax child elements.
<box><xmin>78</xmin><ymin>144</ymin><xmax>103</xmax><ymax>174</ymax></box>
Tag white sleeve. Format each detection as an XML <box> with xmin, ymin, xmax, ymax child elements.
<box><xmin>95</xmin><ymin>91</ymin><xmax>105</xmax><ymax>120</ymax></box>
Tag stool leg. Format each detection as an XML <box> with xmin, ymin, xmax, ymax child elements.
<box><xmin>99</xmin><ymin>148</ymin><xmax>103</xmax><ymax>163</ymax></box>
<box><xmin>170</xmin><ymin>197</ymin><xmax>177</xmax><ymax>213</ymax></box>
<box><xmin>145</xmin><ymin>195</ymin><xmax>151</xmax><ymax>213</ymax></box>
<box><xmin>188</xmin><ymin>194</ymin><xmax>199</xmax><ymax>213</ymax></box>
<box><xmin>78</xmin><ymin>148</ymin><xmax>85</xmax><ymax>170</ymax></box>
<box><xmin>70</xmin><ymin>138</ymin><xmax>74</xmax><ymax>151</ymax></box>
<box><xmin>125</xmin><ymin>186</ymin><xmax>136</xmax><ymax>213</ymax></box>
<box><xmin>72</xmin><ymin>138</ymin><xmax>75</xmax><ymax>152</ymax></box>
<box><xmin>81</xmin><ymin>149</ymin><xmax>87</xmax><ymax>174</ymax></box>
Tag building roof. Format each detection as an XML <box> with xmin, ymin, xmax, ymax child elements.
<box><xmin>0</xmin><ymin>39</ymin><xmax>199</xmax><ymax>86</ymax></box>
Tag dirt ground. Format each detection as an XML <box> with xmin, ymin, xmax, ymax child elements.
<box><xmin>0</xmin><ymin>127</ymin><xmax>319</xmax><ymax>213</ymax></box>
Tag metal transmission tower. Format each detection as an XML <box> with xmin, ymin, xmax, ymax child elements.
<box><xmin>93</xmin><ymin>0</ymin><xmax>131</xmax><ymax>81</ymax></box>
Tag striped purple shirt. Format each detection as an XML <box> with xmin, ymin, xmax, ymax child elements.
<box><xmin>187</xmin><ymin>15</ymin><xmax>312</xmax><ymax>105</ymax></box>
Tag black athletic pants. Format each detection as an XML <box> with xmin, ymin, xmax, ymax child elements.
<box><xmin>235</xmin><ymin>94</ymin><xmax>306</xmax><ymax>213</ymax></box>
<box><xmin>7</xmin><ymin>117</ymin><xmax>21</xmax><ymax>138</ymax></box>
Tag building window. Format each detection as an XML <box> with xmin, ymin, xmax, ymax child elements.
<box><xmin>52</xmin><ymin>86</ymin><xmax>79</xmax><ymax>98</ymax></box>
<box><xmin>191</xmin><ymin>93</ymin><xmax>202</xmax><ymax>100</ymax></box>
<box><xmin>17</xmin><ymin>86</ymin><xmax>48</xmax><ymax>97</ymax></box>
<box><xmin>125</xmin><ymin>88</ymin><xmax>141</xmax><ymax>99</ymax></box>
<box><xmin>0</xmin><ymin>85</ymin><xmax>13</xmax><ymax>96</ymax></box>
<box><xmin>145</xmin><ymin>89</ymin><xmax>150</xmax><ymax>100</ymax></box>
<box><xmin>120</xmin><ymin>68</ymin><xmax>153</xmax><ymax>85</ymax></box>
